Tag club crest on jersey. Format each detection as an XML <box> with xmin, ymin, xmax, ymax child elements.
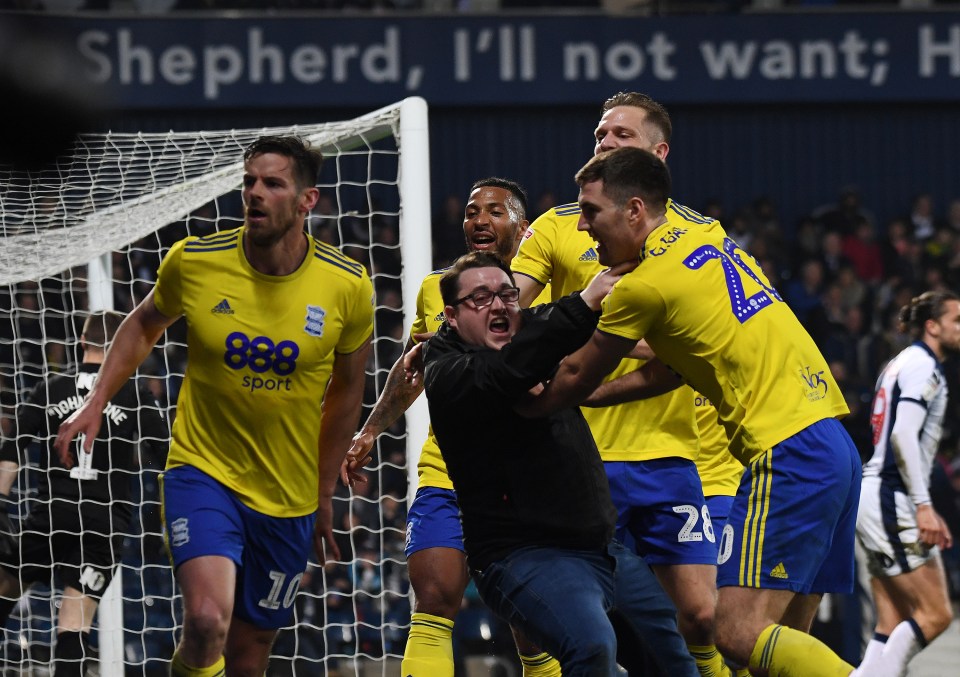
<box><xmin>305</xmin><ymin>305</ymin><xmax>326</xmax><ymax>337</ymax></box>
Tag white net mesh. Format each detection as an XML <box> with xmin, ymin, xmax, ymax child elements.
<box><xmin>0</xmin><ymin>99</ymin><xmax>429</xmax><ymax>676</ymax></box>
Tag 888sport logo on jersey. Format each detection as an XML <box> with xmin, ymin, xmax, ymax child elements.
<box><xmin>224</xmin><ymin>331</ymin><xmax>300</xmax><ymax>393</ymax></box>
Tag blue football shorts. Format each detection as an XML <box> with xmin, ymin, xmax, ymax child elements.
<box><xmin>717</xmin><ymin>418</ymin><xmax>861</xmax><ymax>594</ymax></box>
<box><xmin>706</xmin><ymin>494</ymin><xmax>736</xmax><ymax>540</ymax></box>
<box><xmin>605</xmin><ymin>457</ymin><xmax>718</xmax><ymax>566</ymax></box>
<box><xmin>160</xmin><ymin>464</ymin><xmax>315</xmax><ymax>629</ymax></box>
<box><xmin>404</xmin><ymin>486</ymin><xmax>465</xmax><ymax>557</ymax></box>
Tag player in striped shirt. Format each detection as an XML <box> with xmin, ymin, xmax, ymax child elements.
<box><xmin>853</xmin><ymin>290</ymin><xmax>959</xmax><ymax>676</ymax></box>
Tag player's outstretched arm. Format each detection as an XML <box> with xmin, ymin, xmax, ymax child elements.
<box><xmin>54</xmin><ymin>290</ymin><xmax>177</xmax><ymax>467</ymax></box>
<box><xmin>581</xmin><ymin>357</ymin><xmax>682</xmax><ymax>407</ymax></box>
<box><xmin>518</xmin><ymin>330</ymin><xmax>632</xmax><ymax>418</ymax></box>
<box><xmin>316</xmin><ymin>337</ymin><xmax>373</xmax><ymax>564</ymax></box>
<box><xmin>340</xmin><ymin>337</ymin><xmax>423</xmax><ymax>487</ymax></box>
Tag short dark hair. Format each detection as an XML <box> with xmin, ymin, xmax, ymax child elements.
<box><xmin>898</xmin><ymin>290</ymin><xmax>960</xmax><ymax>339</ymax></box>
<box><xmin>244</xmin><ymin>135</ymin><xmax>323</xmax><ymax>190</ymax></box>
<box><xmin>439</xmin><ymin>251</ymin><xmax>515</xmax><ymax>307</ymax></box>
<box><xmin>82</xmin><ymin>310</ymin><xmax>124</xmax><ymax>350</ymax></box>
<box><xmin>575</xmin><ymin>147</ymin><xmax>671</xmax><ymax>216</ymax></box>
<box><xmin>601</xmin><ymin>91</ymin><xmax>672</xmax><ymax>144</ymax></box>
<box><xmin>470</xmin><ymin>177</ymin><xmax>529</xmax><ymax>221</ymax></box>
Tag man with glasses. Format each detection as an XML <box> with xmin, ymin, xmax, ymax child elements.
<box><xmin>416</xmin><ymin>250</ymin><xmax>697</xmax><ymax>676</ymax></box>
<box><xmin>343</xmin><ymin>178</ymin><xmax>559</xmax><ymax>676</ymax></box>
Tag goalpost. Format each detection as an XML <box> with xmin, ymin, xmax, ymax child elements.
<box><xmin>0</xmin><ymin>97</ymin><xmax>431</xmax><ymax>676</ymax></box>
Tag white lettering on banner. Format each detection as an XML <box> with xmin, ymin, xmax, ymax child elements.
<box><xmin>78</xmin><ymin>26</ymin><xmax>415</xmax><ymax>99</ymax></box>
<box><xmin>72</xmin><ymin>19</ymin><xmax>960</xmax><ymax>103</ymax></box>
<box><xmin>918</xmin><ymin>24</ymin><xmax>960</xmax><ymax>77</ymax></box>
<box><xmin>563</xmin><ymin>32</ymin><xmax>677</xmax><ymax>81</ymax></box>
<box><xmin>698</xmin><ymin>31</ymin><xmax>889</xmax><ymax>85</ymax></box>
<box><xmin>454</xmin><ymin>26</ymin><xmax>537</xmax><ymax>82</ymax></box>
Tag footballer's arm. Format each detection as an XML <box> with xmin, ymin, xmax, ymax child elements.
<box><xmin>581</xmin><ymin>357</ymin><xmax>682</xmax><ymax>407</ymax></box>
<box><xmin>515</xmin><ymin>272</ymin><xmax>546</xmax><ymax>309</ymax></box>
<box><xmin>518</xmin><ymin>330</ymin><xmax>631</xmax><ymax>417</ymax></box>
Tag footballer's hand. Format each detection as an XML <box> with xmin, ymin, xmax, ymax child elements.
<box><xmin>917</xmin><ymin>503</ymin><xmax>951</xmax><ymax>550</ymax></box>
<box><xmin>937</xmin><ymin>512</ymin><xmax>954</xmax><ymax>550</ymax></box>
<box><xmin>340</xmin><ymin>431</ymin><xmax>376</xmax><ymax>487</ymax></box>
<box><xmin>313</xmin><ymin>498</ymin><xmax>340</xmax><ymax>566</ymax></box>
<box><xmin>403</xmin><ymin>343</ymin><xmax>425</xmax><ymax>387</ymax></box>
<box><xmin>54</xmin><ymin>399</ymin><xmax>103</xmax><ymax>469</ymax></box>
<box><xmin>580</xmin><ymin>260</ymin><xmax>637</xmax><ymax>311</ymax></box>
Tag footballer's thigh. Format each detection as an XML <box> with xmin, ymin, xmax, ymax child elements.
<box><xmin>405</xmin><ymin>486</ymin><xmax>469</xmax><ymax>619</ymax></box>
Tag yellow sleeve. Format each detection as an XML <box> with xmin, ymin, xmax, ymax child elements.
<box><xmin>336</xmin><ymin>269</ymin><xmax>375</xmax><ymax>354</ymax></box>
<box><xmin>511</xmin><ymin>208</ymin><xmax>561</xmax><ymax>286</ymax></box>
<box><xmin>598</xmin><ymin>273</ymin><xmax>664</xmax><ymax>343</ymax></box>
<box><xmin>153</xmin><ymin>238</ymin><xmax>187</xmax><ymax>318</ymax></box>
<box><xmin>410</xmin><ymin>278</ymin><xmax>429</xmax><ymax>338</ymax></box>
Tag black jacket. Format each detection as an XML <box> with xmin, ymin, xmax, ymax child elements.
<box><xmin>423</xmin><ymin>292</ymin><xmax>616</xmax><ymax>571</ymax></box>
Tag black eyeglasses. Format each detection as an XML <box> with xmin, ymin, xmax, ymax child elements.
<box><xmin>453</xmin><ymin>286</ymin><xmax>521</xmax><ymax>308</ymax></box>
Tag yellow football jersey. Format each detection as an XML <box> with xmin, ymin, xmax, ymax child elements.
<box><xmin>598</xmin><ymin>221</ymin><xmax>849</xmax><ymax>466</ymax></box>
<box><xmin>154</xmin><ymin>228</ymin><xmax>374</xmax><ymax>516</ymax></box>
<box><xmin>410</xmin><ymin>268</ymin><xmax>551</xmax><ymax>490</ymax></box>
<box><xmin>512</xmin><ymin>200</ymin><xmax>708</xmax><ymax>463</ymax></box>
<box><xmin>693</xmin><ymin>391</ymin><xmax>743</xmax><ymax>498</ymax></box>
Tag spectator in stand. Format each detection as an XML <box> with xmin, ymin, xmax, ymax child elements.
<box><xmin>908</xmin><ymin>192</ymin><xmax>939</xmax><ymax>241</ymax></box>
<box><xmin>727</xmin><ymin>209</ymin><xmax>755</xmax><ymax>251</ymax></box>
<box><xmin>793</xmin><ymin>216</ymin><xmax>824</xmax><ymax>272</ymax></box>
<box><xmin>835</xmin><ymin>266</ymin><xmax>868</xmax><ymax>317</ymax></box>
<box><xmin>842</xmin><ymin>217</ymin><xmax>884</xmax><ymax>285</ymax></box>
<box><xmin>750</xmin><ymin>196</ymin><xmax>786</xmax><ymax>263</ymax></box>
<box><xmin>785</xmin><ymin>258</ymin><xmax>826</xmax><ymax>324</ymax></box>
<box><xmin>880</xmin><ymin>218</ymin><xmax>914</xmax><ymax>282</ymax></box>
<box><xmin>821</xmin><ymin>305</ymin><xmax>869</xmax><ymax>386</ymax></box>
<box><xmin>819</xmin><ymin>230</ymin><xmax>852</xmax><ymax>283</ymax></box>
<box><xmin>945</xmin><ymin>198</ymin><xmax>960</xmax><ymax>235</ymax></box>
<box><xmin>815</xmin><ymin>185</ymin><xmax>876</xmax><ymax>238</ymax></box>
<box><xmin>701</xmin><ymin>198</ymin><xmax>724</xmax><ymax>223</ymax></box>
<box><xmin>925</xmin><ymin>227</ymin><xmax>956</xmax><ymax>278</ymax></box>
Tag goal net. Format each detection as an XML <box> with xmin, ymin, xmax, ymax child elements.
<box><xmin>0</xmin><ymin>97</ymin><xmax>431</xmax><ymax>677</ymax></box>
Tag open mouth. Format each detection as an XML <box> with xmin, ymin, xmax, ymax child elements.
<box><xmin>247</xmin><ymin>208</ymin><xmax>267</xmax><ymax>223</ymax></box>
<box><xmin>471</xmin><ymin>233</ymin><xmax>496</xmax><ymax>249</ymax></box>
<box><xmin>489</xmin><ymin>317</ymin><xmax>510</xmax><ymax>333</ymax></box>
